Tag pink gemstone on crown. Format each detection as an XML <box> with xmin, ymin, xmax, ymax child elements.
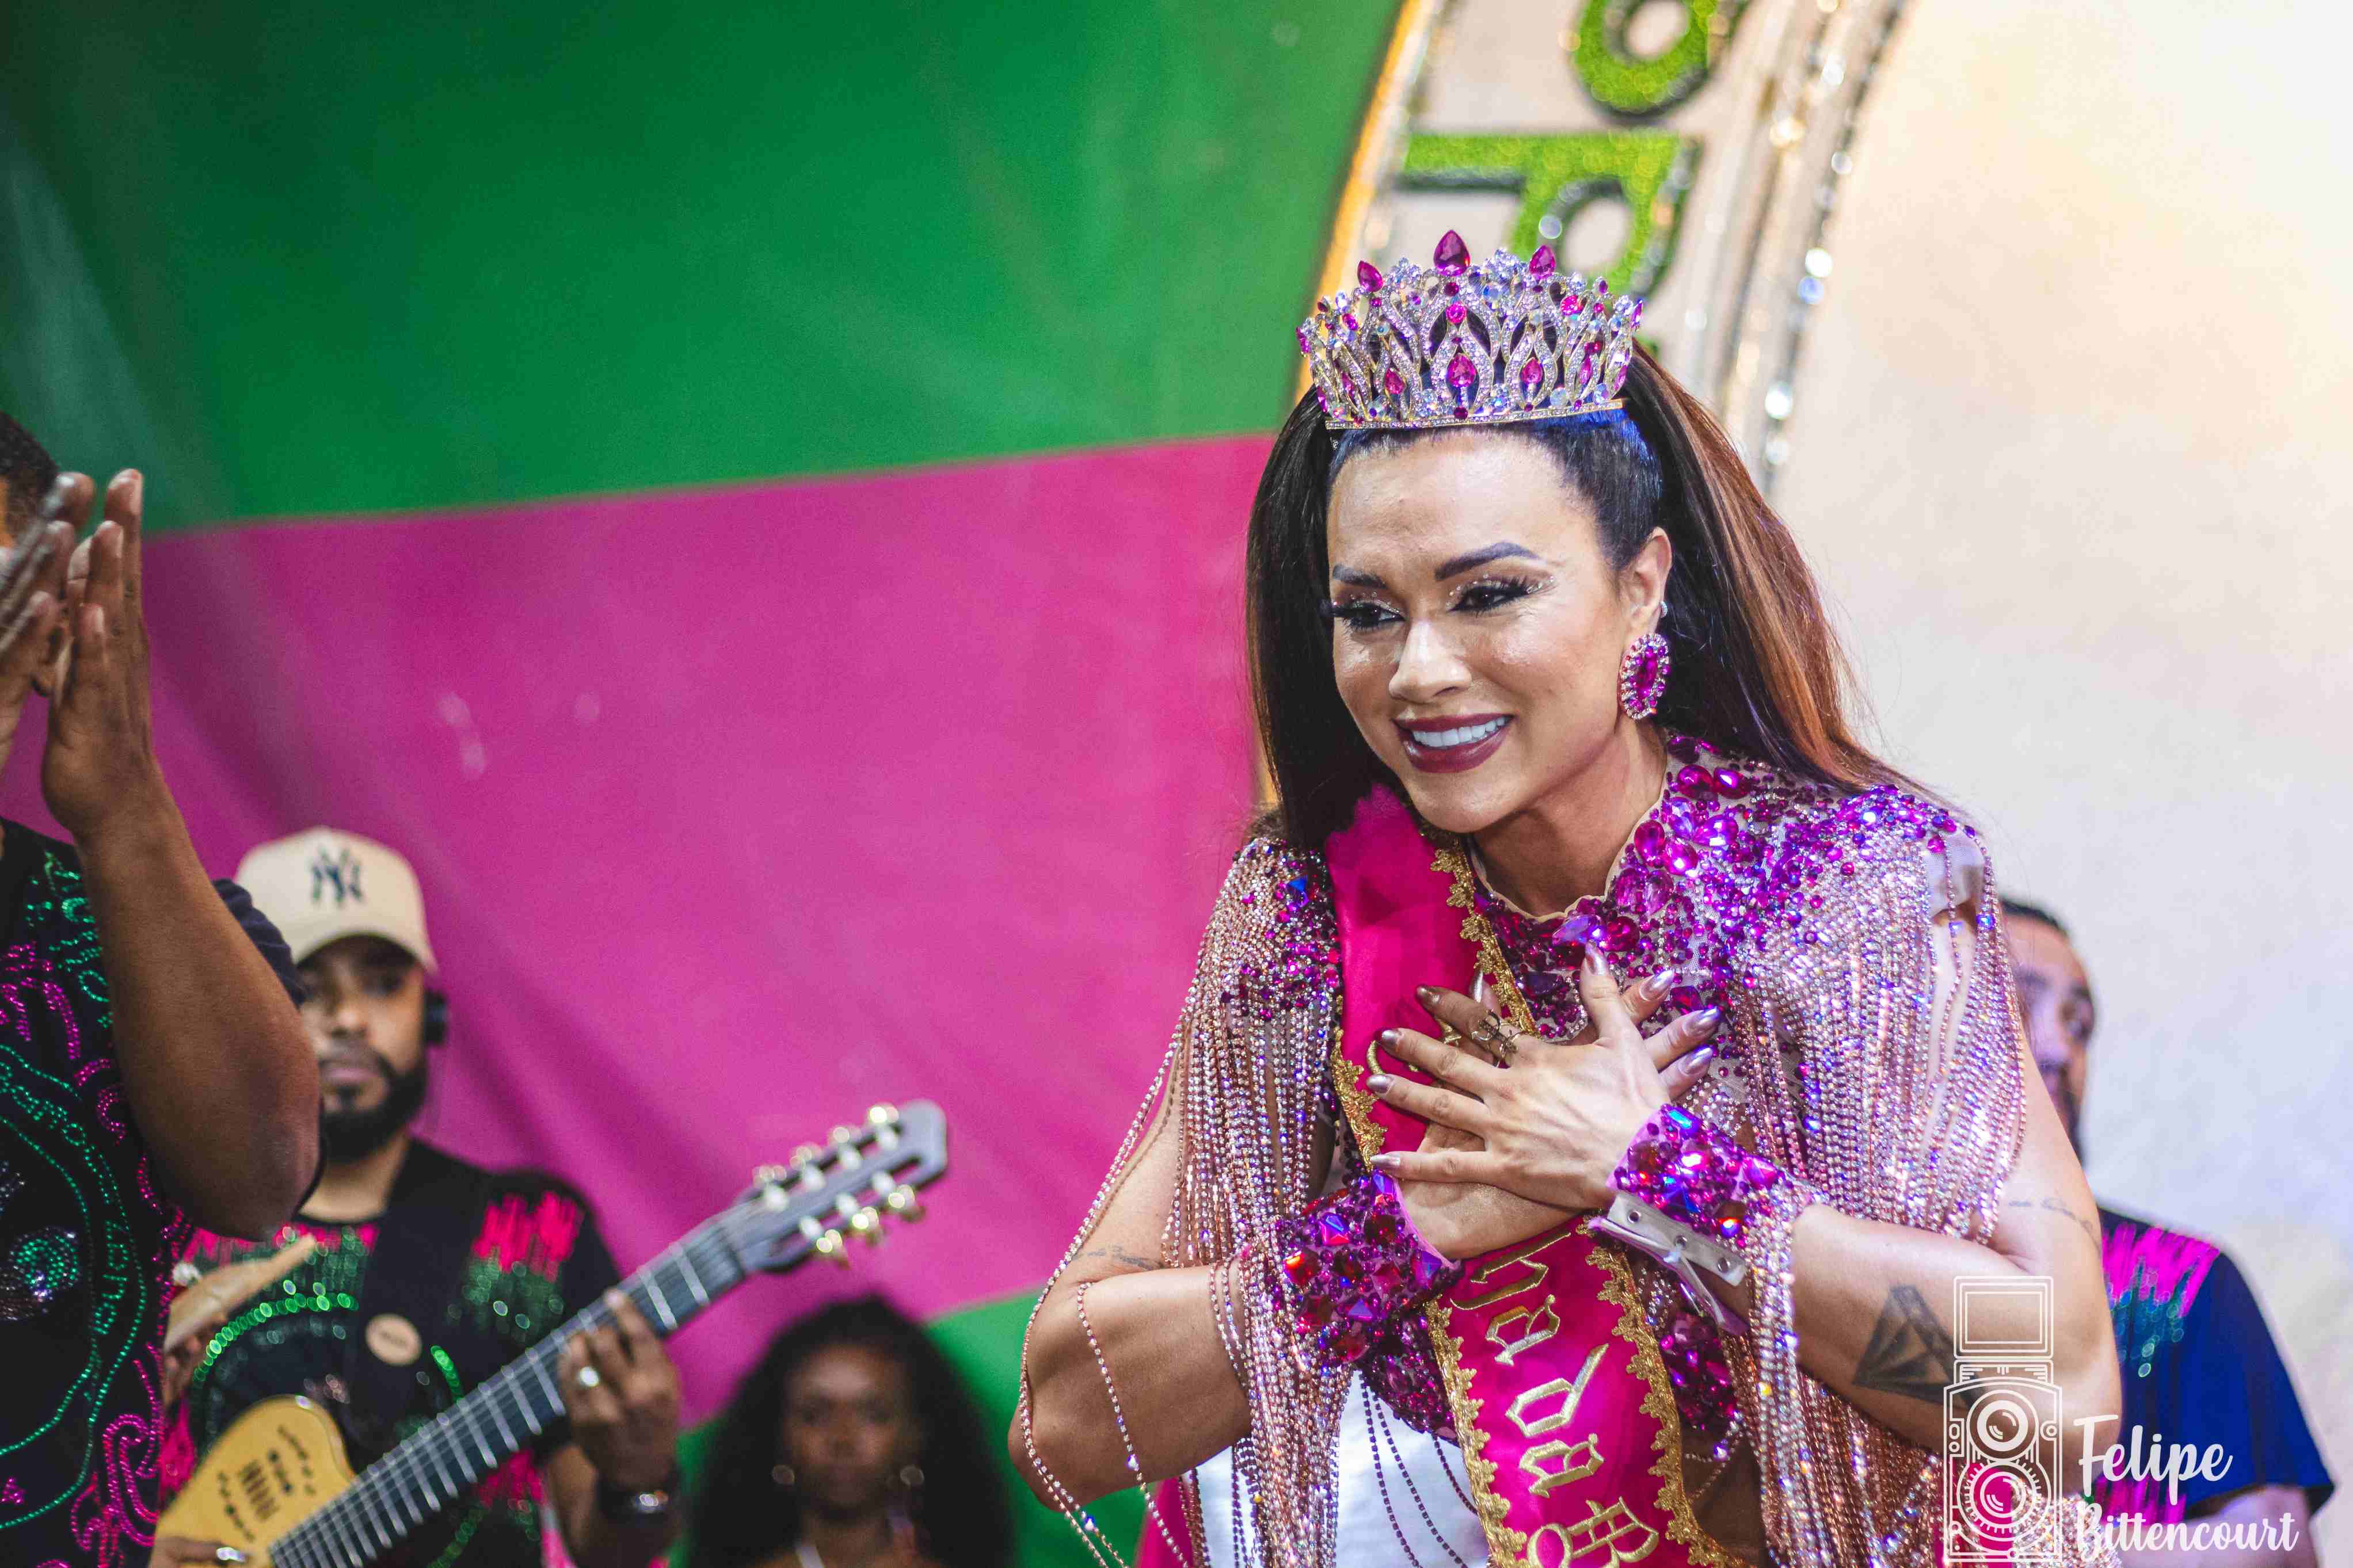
<box><xmin>1445</xmin><ymin>353</ymin><xmax>1477</xmax><ymax>390</ymax></box>
<box><xmin>1530</xmin><ymin>245</ymin><xmax>1557</xmax><ymax>279</ymax></box>
<box><xmin>1433</xmin><ymin>230</ymin><xmax>1470</xmax><ymax>275</ymax></box>
<box><xmin>1358</xmin><ymin>260</ymin><xmax>1385</xmax><ymax>291</ymax></box>
<box><xmin>1520</xmin><ymin>357</ymin><xmax>1543</xmax><ymax>391</ymax></box>
<box><xmin>1383</xmin><ymin>368</ymin><xmax>1406</xmax><ymax>398</ymax></box>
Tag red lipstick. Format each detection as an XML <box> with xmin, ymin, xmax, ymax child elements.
<box><xmin>1395</xmin><ymin>713</ymin><xmax>1513</xmax><ymax>774</ymax></box>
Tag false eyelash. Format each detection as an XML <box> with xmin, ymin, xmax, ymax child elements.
<box><xmin>1316</xmin><ymin>598</ymin><xmax>1340</xmax><ymax>623</ymax></box>
<box><xmin>1452</xmin><ymin>574</ymin><xmax>1544</xmax><ymax>610</ymax></box>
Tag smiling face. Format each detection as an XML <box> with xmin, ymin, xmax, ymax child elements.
<box><xmin>1324</xmin><ymin>432</ymin><xmax>1669</xmax><ymax>837</ymax></box>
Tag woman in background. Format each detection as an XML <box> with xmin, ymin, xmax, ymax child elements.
<box><xmin>683</xmin><ymin>1295</ymin><xmax>1012</xmax><ymax>1568</ymax></box>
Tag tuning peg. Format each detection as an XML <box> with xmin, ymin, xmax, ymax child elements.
<box><xmin>884</xmin><ymin>1185</ymin><xmax>926</xmax><ymax>1222</ymax></box>
<box><xmin>813</xmin><ymin>1230</ymin><xmax>851</xmax><ymax>1268</ymax></box>
<box><xmin>848</xmin><ymin>1207</ymin><xmax>885</xmax><ymax>1245</ymax></box>
<box><xmin>867</xmin><ymin>1103</ymin><xmax>899</xmax><ymax>1127</ymax></box>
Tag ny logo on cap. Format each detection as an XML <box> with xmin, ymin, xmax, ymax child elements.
<box><xmin>310</xmin><ymin>846</ymin><xmax>365</xmax><ymax>907</ymax></box>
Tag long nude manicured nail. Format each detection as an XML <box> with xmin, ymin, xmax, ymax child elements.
<box><xmin>1685</xmin><ymin>1046</ymin><xmax>1715</xmax><ymax>1073</ymax></box>
<box><xmin>1692</xmin><ymin>1007</ymin><xmax>1722</xmax><ymax>1033</ymax></box>
<box><xmin>1642</xmin><ymin>970</ymin><xmax>1677</xmax><ymax>998</ymax></box>
<box><xmin>1366</xmin><ymin>1074</ymin><xmax>1392</xmax><ymax>1094</ymax></box>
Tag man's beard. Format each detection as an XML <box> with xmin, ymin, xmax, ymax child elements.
<box><xmin>319</xmin><ymin>1052</ymin><xmax>431</xmax><ymax>1162</ymax></box>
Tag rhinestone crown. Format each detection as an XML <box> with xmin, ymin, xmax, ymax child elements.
<box><xmin>1299</xmin><ymin>230</ymin><xmax>1644</xmax><ymax>432</ymax></box>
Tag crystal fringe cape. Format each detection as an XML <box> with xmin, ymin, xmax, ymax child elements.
<box><xmin>1021</xmin><ymin>746</ymin><xmax>2118</xmax><ymax>1568</ymax></box>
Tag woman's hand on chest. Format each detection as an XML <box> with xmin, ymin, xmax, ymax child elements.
<box><xmin>1366</xmin><ymin>951</ymin><xmax>1722</xmax><ymax>1223</ymax></box>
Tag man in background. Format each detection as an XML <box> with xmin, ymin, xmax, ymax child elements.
<box><xmin>2005</xmin><ymin>898</ymin><xmax>2332</xmax><ymax>1567</ymax></box>
<box><xmin>0</xmin><ymin>418</ymin><xmax>319</xmax><ymax>1568</ymax></box>
<box><xmin>155</xmin><ymin>828</ymin><xmax>683</xmax><ymax>1568</ymax></box>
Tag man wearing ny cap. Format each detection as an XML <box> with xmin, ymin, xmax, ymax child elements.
<box><xmin>154</xmin><ymin>830</ymin><xmax>683</xmax><ymax>1568</ymax></box>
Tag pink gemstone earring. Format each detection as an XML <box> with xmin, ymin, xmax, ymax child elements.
<box><xmin>1619</xmin><ymin>630</ymin><xmax>1670</xmax><ymax>720</ymax></box>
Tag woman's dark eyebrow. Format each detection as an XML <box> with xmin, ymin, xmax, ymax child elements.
<box><xmin>1434</xmin><ymin>541</ymin><xmax>1541</xmax><ymax>579</ymax></box>
<box><xmin>1330</xmin><ymin>564</ymin><xmax>1386</xmax><ymax>587</ymax></box>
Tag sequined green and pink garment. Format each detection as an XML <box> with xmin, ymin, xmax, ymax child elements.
<box><xmin>0</xmin><ymin>822</ymin><xmax>299</xmax><ymax>1568</ymax></box>
<box><xmin>161</xmin><ymin>1142</ymin><xmax>619</xmax><ymax>1568</ymax></box>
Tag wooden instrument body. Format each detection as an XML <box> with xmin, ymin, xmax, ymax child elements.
<box><xmin>155</xmin><ymin>1395</ymin><xmax>355</xmax><ymax>1563</ymax></box>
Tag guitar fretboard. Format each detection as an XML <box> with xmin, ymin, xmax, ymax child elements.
<box><xmin>268</xmin><ymin>1215</ymin><xmax>751</xmax><ymax>1568</ymax></box>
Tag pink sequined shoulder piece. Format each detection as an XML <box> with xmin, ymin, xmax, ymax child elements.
<box><xmin>1476</xmin><ymin>735</ymin><xmax>1965</xmax><ymax>1041</ymax></box>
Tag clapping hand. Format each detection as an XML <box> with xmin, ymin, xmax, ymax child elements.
<box><xmin>16</xmin><ymin>471</ymin><xmax>171</xmax><ymax>845</ymax></box>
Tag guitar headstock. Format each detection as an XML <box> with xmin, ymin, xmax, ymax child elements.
<box><xmin>725</xmin><ymin>1101</ymin><xmax>947</xmax><ymax>1273</ymax></box>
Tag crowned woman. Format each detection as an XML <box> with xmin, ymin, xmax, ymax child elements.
<box><xmin>1014</xmin><ymin>235</ymin><xmax>2121</xmax><ymax>1568</ymax></box>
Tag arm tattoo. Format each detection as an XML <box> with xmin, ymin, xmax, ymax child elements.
<box><xmin>1853</xmin><ymin>1284</ymin><xmax>1960</xmax><ymax>1406</ymax></box>
<box><xmin>2006</xmin><ymin>1193</ymin><xmax>2099</xmax><ymax>1246</ymax></box>
<box><xmin>1072</xmin><ymin>1243</ymin><xmax>1164</xmax><ymax>1272</ymax></box>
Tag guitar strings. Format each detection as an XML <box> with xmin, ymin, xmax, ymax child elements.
<box><xmin>270</xmin><ymin>1151</ymin><xmax>929</xmax><ymax>1568</ymax></box>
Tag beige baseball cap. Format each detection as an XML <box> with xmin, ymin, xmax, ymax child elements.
<box><xmin>235</xmin><ymin>827</ymin><xmax>439</xmax><ymax>972</ymax></box>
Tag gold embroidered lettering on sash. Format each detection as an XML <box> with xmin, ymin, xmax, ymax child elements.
<box><xmin>1520</xmin><ymin>1435</ymin><xmax>1605</xmax><ymax>1495</ymax></box>
<box><xmin>1461</xmin><ymin>1232</ymin><xmax>1554</xmax><ymax>1310</ymax></box>
<box><xmin>1508</xmin><ymin>1345</ymin><xmax>1610</xmax><ymax>1493</ymax></box>
<box><xmin>1525</xmin><ymin>1500</ymin><xmax>1662</xmax><ymax>1568</ymax></box>
<box><xmin>1505</xmin><ymin>1344</ymin><xmax>1608</xmax><ymax>1436</ymax></box>
<box><xmin>1487</xmin><ymin>1298</ymin><xmax>1562</xmax><ymax>1365</ymax></box>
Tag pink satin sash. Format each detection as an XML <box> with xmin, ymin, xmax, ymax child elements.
<box><xmin>1326</xmin><ymin>788</ymin><xmax>1735</xmax><ymax>1568</ymax></box>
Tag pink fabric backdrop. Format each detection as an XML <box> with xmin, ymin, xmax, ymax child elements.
<box><xmin>0</xmin><ymin>436</ymin><xmax>1270</xmax><ymax>1416</ymax></box>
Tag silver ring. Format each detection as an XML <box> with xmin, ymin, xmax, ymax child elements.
<box><xmin>575</xmin><ymin>1364</ymin><xmax>601</xmax><ymax>1391</ymax></box>
<box><xmin>1472</xmin><ymin>1012</ymin><xmax>1521</xmax><ymax>1066</ymax></box>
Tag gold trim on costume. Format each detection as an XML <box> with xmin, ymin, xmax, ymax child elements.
<box><xmin>1593</xmin><ymin>1248</ymin><xmax>1749</xmax><ymax>1568</ymax></box>
<box><xmin>1330</xmin><ymin>1014</ymin><xmax>1386</xmax><ymax>1161</ymax></box>
<box><xmin>1426</xmin><ymin>1294</ymin><xmax>1526</xmax><ymax>1566</ymax></box>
